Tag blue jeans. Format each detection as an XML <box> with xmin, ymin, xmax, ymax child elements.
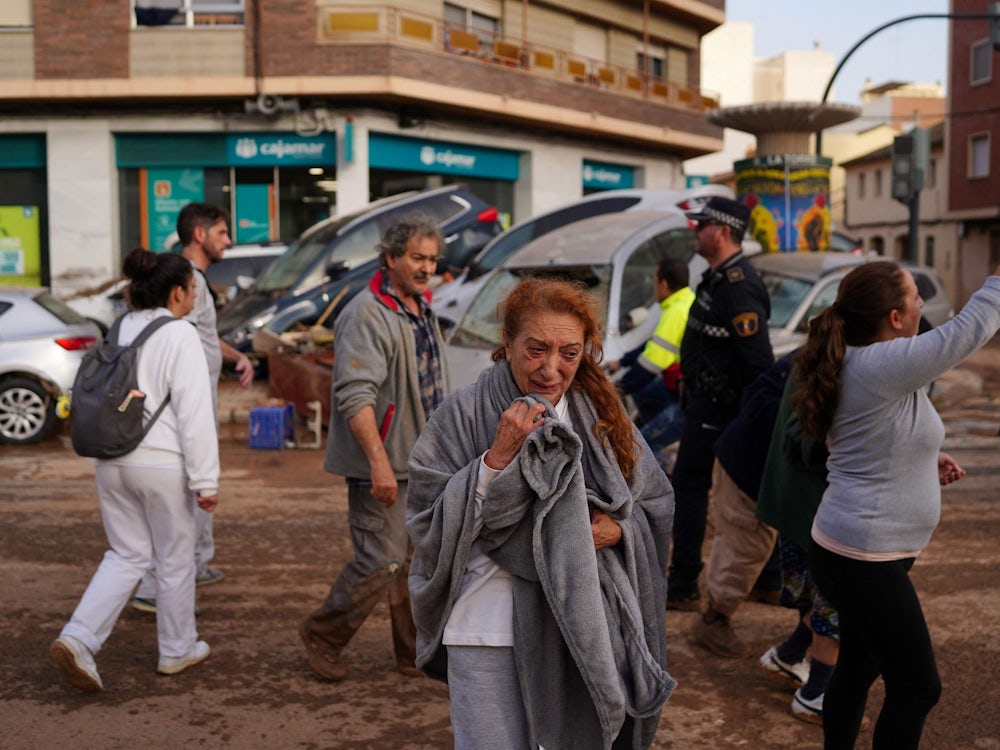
<box><xmin>634</xmin><ymin>378</ymin><xmax>683</xmax><ymax>461</ymax></box>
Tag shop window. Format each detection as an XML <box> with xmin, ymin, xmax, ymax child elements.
<box><xmin>971</xmin><ymin>39</ymin><xmax>992</xmax><ymax>86</ymax></box>
<box><xmin>969</xmin><ymin>133</ymin><xmax>990</xmax><ymax>178</ymax></box>
<box><xmin>133</xmin><ymin>0</ymin><xmax>244</xmax><ymax>28</ymax></box>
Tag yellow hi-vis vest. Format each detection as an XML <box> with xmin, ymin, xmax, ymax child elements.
<box><xmin>637</xmin><ymin>286</ymin><xmax>696</xmax><ymax>374</ymax></box>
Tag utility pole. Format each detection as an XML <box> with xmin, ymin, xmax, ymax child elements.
<box><xmin>814</xmin><ymin>9</ymin><xmax>1000</xmax><ymax>156</ymax></box>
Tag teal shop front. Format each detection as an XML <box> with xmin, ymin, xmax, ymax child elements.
<box><xmin>116</xmin><ymin>132</ymin><xmax>337</xmax><ymax>251</ymax></box>
<box><xmin>582</xmin><ymin>160</ymin><xmax>635</xmax><ymax>193</ymax></box>
<box><xmin>368</xmin><ymin>133</ymin><xmax>517</xmax><ymax>222</ymax></box>
<box><xmin>0</xmin><ymin>135</ymin><xmax>48</xmax><ymax>286</ymax></box>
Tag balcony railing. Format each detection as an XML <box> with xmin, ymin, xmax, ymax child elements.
<box><xmin>318</xmin><ymin>4</ymin><xmax>719</xmax><ymax>112</ymax></box>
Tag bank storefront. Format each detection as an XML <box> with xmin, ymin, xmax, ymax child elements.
<box><xmin>0</xmin><ymin>134</ymin><xmax>48</xmax><ymax>286</ymax></box>
<box><xmin>116</xmin><ymin>131</ymin><xmax>338</xmax><ymax>250</ymax></box>
<box><xmin>367</xmin><ymin>132</ymin><xmax>518</xmax><ymax>225</ymax></box>
<box><xmin>115</xmin><ymin>130</ymin><xmax>521</xmax><ymax>252</ymax></box>
<box><xmin>582</xmin><ymin>159</ymin><xmax>635</xmax><ymax>194</ymax></box>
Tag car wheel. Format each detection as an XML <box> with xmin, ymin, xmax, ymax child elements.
<box><xmin>0</xmin><ymin>377</ymin><xmax>58</xmax><ymax>445</ymax></box>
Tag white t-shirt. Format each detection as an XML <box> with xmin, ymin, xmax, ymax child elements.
<box><xmin>443</xmin><ymin>397</ymin><xmax>570</xmax><ymax>647</ymax></box>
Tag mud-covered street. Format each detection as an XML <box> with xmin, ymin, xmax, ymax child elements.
<box><xmin>3</xmin><ymin>347</ymin><xmax>1000</xmax><ymax>749</ymax></box>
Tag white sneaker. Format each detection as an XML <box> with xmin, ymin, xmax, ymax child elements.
<box><xmin>791</xmin><ymin>687</ymin><xmax>823</xmax><ymax>725</ymax></box>
<box><xmin>158</xmin><ymin>641</ymin><xmax>211</xmax><ymax>675</ymax></box>
<box><xmin>759</xmin><ymin>645</ymin><xmax>810</xmax><ymax>685</ymax></box>
<box><xmin>51</xmin><ymin>635</ymin><xmax>103</xmax><ymax>692</ymax></box>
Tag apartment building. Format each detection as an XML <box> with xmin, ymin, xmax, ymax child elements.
<box><xmin>947</xmin><ymin>0</ymin><xmax>1000</xmax><ymax>303</ymax></box>
<box><xmin>0</xmin><ymin>0</ymin><xmax>725</xmax><ymax>292</ymax></box>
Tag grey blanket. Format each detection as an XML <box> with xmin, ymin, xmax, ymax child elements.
<box><xmin>407</xmin><ymin>361</ymin><xmax>676</xmax><ymax>749</ymax></box>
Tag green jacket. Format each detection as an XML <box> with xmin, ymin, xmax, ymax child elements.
<box><xmin>755</xmin><ymin>372</ymin><xmax>828</xmax><ymax>550</ymax></box>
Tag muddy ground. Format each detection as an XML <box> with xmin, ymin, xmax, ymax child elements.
<box><xmin>2</xmin><ymin>348</ymin><xmax>1000</xmax><ymax>749</ymax></box>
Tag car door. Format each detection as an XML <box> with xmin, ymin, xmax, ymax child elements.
<box><xmin>606</xmin><ymin>226</ymin><xmax>696</xmax><ymax>361</ymax></box>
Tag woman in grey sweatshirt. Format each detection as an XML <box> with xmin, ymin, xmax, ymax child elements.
<box><xmin>791</xmin><ymin>261</ymin><xmax>1000</xmax><ymax>750</ymax></box>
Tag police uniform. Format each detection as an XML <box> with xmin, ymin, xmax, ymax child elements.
<box><xmin>669</xmin><ymin>248</ymin><xmax>774</xmax><ymax>603</ymax></box>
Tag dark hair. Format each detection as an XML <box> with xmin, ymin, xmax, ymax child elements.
<box><xmin>176</xmin><ymin>202</ymin><xmax>230</xmax><ymax>246</ymax></box>
<box><xmin>793</xmin><ymin>261</ymin><xmax>909</xmax><ymax>438</ymax></box>
<box><xmin>656</xmin><ymin>257</ymin><xmax>689</xmax><ymax>291</ymax></box>
<box><xmin>377</xmin><ymin>213</ymin><xmax>443</xmax><ymax>267</ymax></box>
<box><xmin>491</xmin><ymin>277</ymin><xmax>640</xmax><ymax>481</ymax></box>
<box><xmin>122</xmin><ymin>246</ymin><xmax>193</xmax><ymax>310</ymax></box>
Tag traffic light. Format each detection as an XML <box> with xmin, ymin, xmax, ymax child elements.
<box><xmin>891</xmin><ymin>128</ymin><xmax>929</xmax><ymax>204</ymax></box>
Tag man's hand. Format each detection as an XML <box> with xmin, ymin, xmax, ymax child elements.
<box><xmin>234</xmin><ymin>353</ymin><xmax>254</xmax><ymax>388</ymax></box>
<box><xmin>370</xmin><ymin>456</ymin><xmax>398</xmax><ymax>506</ymax></box>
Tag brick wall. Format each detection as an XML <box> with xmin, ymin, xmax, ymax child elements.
<box><xmin>948</xmin><ymin>0</ymin><xmax>1000</xmax><ymax>212</ymax></box>
<box><xmin>34</xmin><ymin>0</ymin><xmax>129</xmax><ymax>79</ymax></box>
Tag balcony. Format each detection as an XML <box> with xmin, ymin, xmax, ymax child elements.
<box><xmin>276</xmin><ymin>3</ymin><xmax>722</xmax><ymax>155</ymax></box>
<box><xmin>318</xmin><ymin>5</ymin><xmax>719</xmax><ymax>113</ymax></box>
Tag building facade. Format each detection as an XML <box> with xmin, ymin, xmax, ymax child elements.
<box><xmin>840</xmin><ymin>123</ymin><xmax>961</xmax><ymax>299</ymax></box>
<box><xmin>947</xmin><ymin>0</ymin><xmax>1000</xmax><ymax>304</ymax></box>
<box><xmin>0</xmin><ymin>0</ymin><xmax>725</xmax><ymax>293</ymax></box>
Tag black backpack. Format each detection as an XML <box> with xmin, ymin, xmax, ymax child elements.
<box><xmin>70</xmin><ymin>315</ymin><xmax>180</xmax><ymax>459</ymax></box>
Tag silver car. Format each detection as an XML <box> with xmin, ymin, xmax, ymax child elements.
<box><xmin>751</xmin><ymin>252</ymin><xmax>954</xmax><ymax>357</ymax></box>
<box><xmin>432</xmin><ymin>184</ymin><xmax>744</xmax><ymax>331</ymax></box>
<box><xmin>444</xmin><ymin>210</ymin><xmax>709</xmax><ymax>391</ymax></box>
<box><xmin>0</xmin><ymin>288</ymin><xmax>101</xmax><ymax>444</ymax></box>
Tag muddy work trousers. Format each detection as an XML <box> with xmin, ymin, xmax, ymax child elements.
<box><xmin>301</xmin><ymin>479</ymin><xmax>417</xmax><ymax>670</ymax></box>
<box><xmin>704</xmin><ymin>460</ymin><xmax>777</xmax><ymax>617</ymax></box>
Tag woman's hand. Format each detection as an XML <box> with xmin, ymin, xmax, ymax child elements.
<box><xmin>590</xmin><ymin>507</ymin><xmax>622</xmax><ymax>550</ymax></box>
<box><xmin>196</xmin><ymin>493</ymin><xmax>219</xmax><ymax>512</ymax></box>
<box><xmin>483</xmin><ymin>400</ymin><xmax>547</xmax><ymax>471</ymax></box>
<box><xmin>938</xmin><ymin>451</ymin><xmax>966</xmax><ymax>486</ymax></box>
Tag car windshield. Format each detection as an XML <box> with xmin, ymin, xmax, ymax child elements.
<box><xmin>449</xmin><ymin>264</ymin><xmax>612</xmax><ymax>349</ymax></box>
<box><xmin>205</xmin><ymin>254</ymin><xmax>281</xmax><ymax>287</ymax></box>
<box><xmin>758</xmin><ymin>271</ymin><xmax>814</xmax><ymax>328</ymax></box>
<box><xmin>254</xmin><ymin>216</ymin><xmax>356</xmax><ymax>293</ymax></box>
<box><xmin>471</xmin><ymin>196</ymin><xmax>640</xmax><ymax>276</ymax></box>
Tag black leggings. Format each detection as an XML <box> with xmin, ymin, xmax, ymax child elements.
<box><xmin>810</xmin><ymin>542</ymin><xmax>942</xmax><ymax>750</ymax></box>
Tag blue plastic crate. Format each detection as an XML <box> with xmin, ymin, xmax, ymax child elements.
<box><xmin>249</xmin><ymin>404</ymin><xmax>294</xmax><ymax>449</ymax></box>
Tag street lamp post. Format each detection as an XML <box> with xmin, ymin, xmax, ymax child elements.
<box><xmin>814</xmin><ymin>9</ymin><xmax>1000</xmax><ymax>156</ymax></box>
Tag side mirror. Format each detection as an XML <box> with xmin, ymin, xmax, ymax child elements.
<box><xmin>325</xmin><ymin>259</ymin><xmax>350</xmax><ymax>279</ymax></box>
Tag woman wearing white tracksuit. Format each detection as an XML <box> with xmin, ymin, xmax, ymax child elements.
<box><xmin>51</xmin><ymin>247</ymin><xmax>220</xmax><ymax>692</ymax></box>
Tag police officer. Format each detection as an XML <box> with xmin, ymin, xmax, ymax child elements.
<box><xmin>667</xmin><ymin>196</ymin><xmax>774</xmax><ymax>610</ymax></box>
